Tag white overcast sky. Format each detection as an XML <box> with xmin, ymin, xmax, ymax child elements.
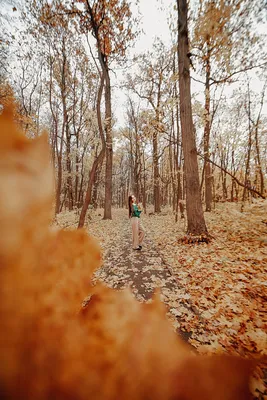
<box><xmin>112</xmin><ymin>0</ymin><xmax>174</xmax><ymax>127</ymax></box>
<box><xmin>132</xmin><ymin>0</ymin><xmax>173</xmax><ymax>52</ymax></box>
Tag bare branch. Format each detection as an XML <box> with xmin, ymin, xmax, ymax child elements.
<box><xmin>191</xmin><ymin>75</ymin><xmax>205</xmax><ymax>85</ymax></box>
<box><xmin>210</xmin><ymin>63</ymin><xmax>267</xmax><ymax>85</ymax></box>
<box><xmin>198</xmin><ymin>153</ymin><xmax>266</xmax><ymax>199</ymax></box>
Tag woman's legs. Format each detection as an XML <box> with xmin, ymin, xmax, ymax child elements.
<box><xmin>138</xmin><ymin>220</ymin><xmax>145</xmax><ymax>246</ymax></box>
<box><xmin>131</xmin><ymin>217</ymin><xmax>139</xmax><ymax>249</ymax></box>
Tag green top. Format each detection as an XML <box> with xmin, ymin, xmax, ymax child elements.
<box><xmin>131</xmin><ymin>203</ymin><xmax>141</xmax><ymax>218</ymax></box>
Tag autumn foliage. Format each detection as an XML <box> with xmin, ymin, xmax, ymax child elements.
<box><xmin>0</xmin><ymin>105</ymin><xmax>262</xmax><ymax>399</ymax></box>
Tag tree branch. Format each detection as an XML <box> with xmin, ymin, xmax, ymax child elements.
<box><xmin>197</xmin><ymin>153</ymin><xmax>266</xmax><ymax>199</ymax></box>
<box><xmin>210</xmin><ymin>63</ymin><xmax>267</xmax><ymax>85</ymax></box>
<box><xmin>191</xmin><ymin>75</ymin><xmax>205</xmax><ymax>85</ymax></box>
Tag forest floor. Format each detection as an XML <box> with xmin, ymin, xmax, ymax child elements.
<box><xmin>55</xmin><ymin>199</ymin><xmax>267</xmax><ymax>399</ymax></box>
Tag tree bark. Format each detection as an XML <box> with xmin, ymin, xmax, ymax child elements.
<box><xmin>78</xmin><ymin>148</ymin><xmax>105</xmax><ymax>228</ymax></box>
<box><xmin>254</xmin><ymin>83</ymin><xmax>266</xmax><ymax>196</ymax></box>
<box><xmin>174</xmin><ymin>61</ymin><xmax>184</xmax><ymax>222</ymax></box>
<box><xmin>78</xmin><ymin>74</ymin><xmax>106</xmax><ymax>228</ymax></box>
<box><xmin>203</xmin><ymin>39</ymin><xmax>212</xmax><ymax>211</ymax></box>
<box><xmin>61</xmin><ymin>38</ymin><xmax>73</xmax><ymax>211</ymax></box>
<box><xmin>85</xmin><ymin>1</ymin><xmax>113</xmax><ymax>220</ymax></box>
<box><xmin>103</xmin><ymin>69</ymin><xmax>113</xmax><ymax>219</ymax></box>
<box><xmin>142</xmin><ymin>149</ymin><xmax>147</xmax><ymax>214</ymax></box>
<box><xmin>241</xmin><ymin>82</ymin><xmax>252</xmax><ymax>208</ymax></box>
<box><xmin>55</xmin><ymin>117</ymin><xmax>64</xmax><ymax>215</ymax></box>
<box><xmin>48</xmin><ymin>54</ymin><xmax>63</xmax><ymax>215</ymax></box>
<box><xmin>177</xmin><ymin>0</ymin><xmax>208</xmax><ymax>236</ymax></box>
<box><xmin>153</xmin><ymin>128</ymin><xmax>161</xmax><ymax>213</ymax></box>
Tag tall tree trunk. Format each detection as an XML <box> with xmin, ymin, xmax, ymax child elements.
<box><xmin>78</xmin><ymin>149</ymin><xmax>105</xmax><ymax>228</ymax></box>
<box><xmin>153</xmin><ymin>128</ymin><xmax>161</xmax><ymax>213</ymax></box>
<box><xmin>129</xmin><ymin>125</ymin><xmax>134</xmax><ymax>194</ymax></box>
<box><xmin>55</xmin><ymin>112</ymin><xmax>64</xmax><ymax>215</ymax></box>
<box><xmin>177</xmin><ymin>0</ymin><xmax>208</xmax><ymax>237</ymax></box>
<box><xmin>174</xmin><ymin>66</ymin><xmax>184</xmax><ymax>222</ymax></box>
<box><xmin>241</xmin><ymin>82</ymin><xmax>252</xmax><ymax>209</ymax></box>
<box><xmin>78</xmin><ymin>74</ymin><xmax>106</xmax><ymax>228</ymax></box>
<box><xmin>169</xmin><ymin>116</ymin><xmax>175</xmax><ymax>210</ymax></box>
<box><xmin>61</xmin><ymin>38</ymin><xmax>73</xmax><ymax>211</ymax></box>
<box><xmin>128</xmin><ymin>97</ymin><xmax>142</xmax><ymax>202</ymax></box>
<box><xmin>203</xmin><ymin>40</ymin><xmax>212</xmax><ymax>211</ymax></box>
<box><xmin>103</xmin><ymin>70</ymin><xmax>113</xmax><ymax>219</ymax></box>
<box><xmin>133</xmin><ymin>136</ymin><xmax>139</xmax><ymax>200</ymax></box>
<box><xmin>135</xmin><ymin>126</ymin><xmax>142</xmax><ymax>202</ymax></box>
<box><xmin>178</xmin><ymin>145</ymin><xmax>185</xmax><ymax>219</ymax></box>
<box><xmin>55</xmin><ymin>154</ymin><xmax>62</xmax><ymax>214</ymax></box>
<box><xmin>85</xmin><ymin>2</ymin><xmax>113</xmax><ymax>220</ymax></box>
<box><xmin>73</xmin><ymin>73</ymin><xmax>84</xmax><ymax>208</ymax></box>
<box><xmin>48</xmin><ymin>55</ymin><xmax>62</xmax><ymax>215</ymax></box>
<box><xmin>254</xmin><ymin>83</ymin><xmax>266</xmax><ymax>195</ymax></box>
<box><xmin>78</xmin><ymin>165</ymin><xmax>84</xmax><ymax>208</ymax></box>
<box><xmin>92</xmin><ymin>153</ymin><xmax>103</xmax><ymax>209</ymax></box>
<box><xmin>142</xmin><ymin>149</ymin><xmax>147</xmax><ymax>214</ymax></box>
<box><xmin>230</xmin><ymin>150</ymin><xmax>235</xmax><ymax>202</ymax></box>
<box><xmin>65</xmin><ymin>124</ymin><xmax>73</xmax><ymax>210</ymax></box>
<box><xmin>75</xmin><ymin>145</ymin><xmax>79</xmax><ymax>206</ymax></box>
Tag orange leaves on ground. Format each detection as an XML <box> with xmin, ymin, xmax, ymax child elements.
<box><xmin>57</xmin><ymin>205</ymin><xmax>267</xmax><ymax>398</ymax></box>
<box><xmin>147</xmin><ymin>206</ymin><xmax>267</xmax><ymax>397</ymax></box>
<box><xmin>80</xmin><ymin>284</ymin><xmax>255</xmax><ymax>400</ymax></box>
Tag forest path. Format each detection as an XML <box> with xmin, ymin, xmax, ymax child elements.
<box><xmin>57</xmin><ymin>206</ymin><xmax>267</xmax><ymax>398</ymax></box>
<box><xmin>93</xmin><ymin>214</ymin><xmax>204</xmax><ymax>342</ymax></box>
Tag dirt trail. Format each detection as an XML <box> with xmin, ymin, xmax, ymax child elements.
<box><xmin>93</xmin><ymin>217</ymin><xmax>201</xmax><ymax>342</ymax></box>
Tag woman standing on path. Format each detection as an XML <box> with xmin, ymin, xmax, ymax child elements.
<box><xmin>128</xmin><ymin>195</ymin><xmax>145</xmax><ymax>250</ymax></box>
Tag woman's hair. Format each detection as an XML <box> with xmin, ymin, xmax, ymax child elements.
<box><xmin>128</xmin><ymin>195</ymin><xmax>134</xmax><ymax>218</ymax></box>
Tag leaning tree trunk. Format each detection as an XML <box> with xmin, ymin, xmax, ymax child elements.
<box><xmin>91</xmin><ymin>167</ymin><xmax>101</xmax><ymax>210</ymax></box>
<box><xmin>177</xmin><ymin>0</ymin><xmax>208</xmax><ymax>237</ymax></box>
<box><xmin>78</xmin><ymin>74</ymin><xmax>106</xmax><ymax>228</ymax></box>
<box><xmin>78</xmin><ymin>149</ymin><xmax>105</xmax><ymax>228</ymax></box>
<box><xmin>85</xmin><ymin>2</ymin><xmax>113</xmax><ymax>220</ymax></box>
